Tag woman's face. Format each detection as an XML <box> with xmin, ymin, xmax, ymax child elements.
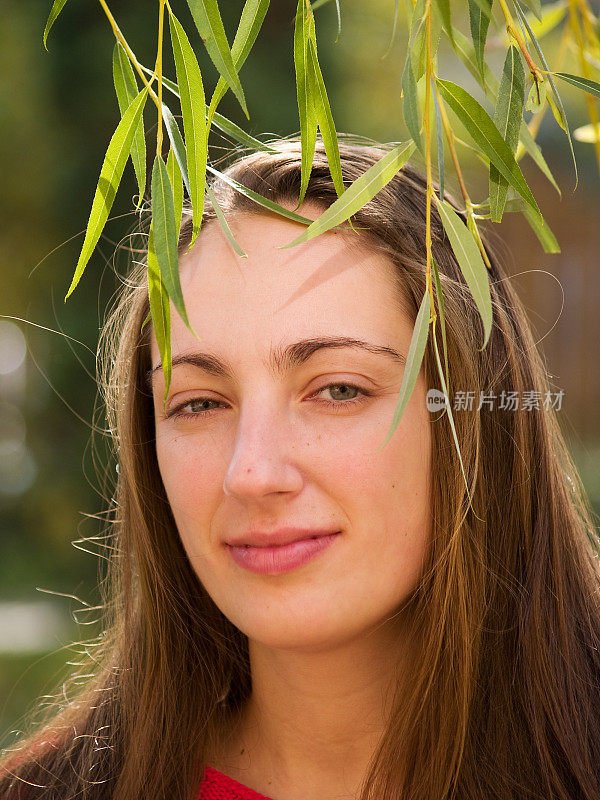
<box><xmin>151</xmin><ymin>209</ymin><xmax>432</xmax><ymax>651</ymax></box>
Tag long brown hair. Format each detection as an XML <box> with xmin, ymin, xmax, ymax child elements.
<box><xmin>2</xmin><ymin>137</ymin><xmax>599</xmax><ymax>800</ymax></box>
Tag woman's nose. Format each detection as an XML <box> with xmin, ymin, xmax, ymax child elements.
<box><xmin>222</xmin><ymin>403</ymin><xmax>304</xmax><ymax>501</ymax></box>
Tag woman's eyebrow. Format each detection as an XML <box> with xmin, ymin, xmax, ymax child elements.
<box><xmin>147</xmin><ymin>336</ymin><xmax>406</xmax><ymax>388</ymax></box>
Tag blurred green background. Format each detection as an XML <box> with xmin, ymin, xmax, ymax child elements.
<box><xmin>1</xmin><ymin>0</ymin><xmax>599</xmax><ymax>749</ymax></box>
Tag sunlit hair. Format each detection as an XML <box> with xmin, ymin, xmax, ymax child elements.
<box><xmin>2</xmin><ymin>137</ymin><xmax>600</xmax><ymax>800</ymax></box>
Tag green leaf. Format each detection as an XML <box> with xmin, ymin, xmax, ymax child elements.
<box><xmin>149</xmin><ymin>66</ymin><xmax>277</xmax><ymax>153</ymax></box>
<box><xmin>147</xmin><ymin>223</ymin><xmax>172</xmax><ymax>400</ymax></box>
<box><xmin>430</xmin><ymin>314</ymin><xmax>474</xmax><ymax>508</ymax></box>
<box><xmin>517</xmin><ymin>121</ymin><xmax>561</xmax><ymax>194</ymax></box>
<box><xmin>281</xmin><ymin>141</ymin><xmax>416</xmax><ymax>248</ymax></box>
<box><xmin>294</xmin><ymin>0</ymin><xmax>318</xmax><ymax>206</ymax></box>
<box><xmin>434</xmin><ymin>0</ymin><xmax>455</xmax><ymax>47</ymax></box>
<box><xmin>519</xmin><ymin>0</ymin><xmax>542</xmax><ymax>22</ymax></box>
<box><xmin>451</xmin><ymin>27</ymin><xmax>497</xmax><ymax>94</ymax></box>
<box><xmin>185</xmin><ymin>0</ymin><xmax>248</xmax><ymax>117</ymax></box>
<box><xmin>468</xmin><ymin>0</ymin><xmax>493</xmax><ymax>21</ymax></box>
<box><xmin>209</xmin><ymin>111</ymin><xmax>280</xmax><ymax>152</ymax></box>
<box><xmin>402</xmin><ymin>53</ymin><xmax>423</xmax><ymax>153</ymax></box>
<box><xmin>514</xmin><ymin>0</ymin><xmax>577</xmax><ymax>184</ymax></box>
<box><xmin>382</xmin><ymin>0</ymin><xmax>401</xmax><ymax>57</ymax></box>
<box><xmin>208</xmin><ymin>0</ymin><xmax>269</xmax><ymax>119</ymax></box>
<box><xmin>162</xmin><ymin>104</ymin><xmax>190</xmax><ymax>195</ymax></box>
<box><xmin>43</xmin><ymin>0</ymin><xmax>68</xmax><ymax>50</ymax></box>
<box><xmin>435</xmin><ymin>196</ymin><xmax>493</xmax><ymax>348</ymax></box>
<box><xmin>376</xmin><ymin>288</ymin><xmax>431</xmax><ymax>450</ymax></box>
<box><xmin>408</xmin><ymin>0</ymin><xmax>427</xmax><ymax>81</ymax></box>
<box><xmin>166</xmin><ymin>147</ymin><xmax>183</xmax><ymax>236</ymax></box>
<box><xmin>433</xmin><ymin>82</ymin><xmax>445</xmax><ymax>200</ymax></box>
<box><xmin>468</xmin><ymin>0</ymin><xmax>493</xmax><ymax>87</ymax></box>
<box><xmin>554</xmin><ymin>72</ymin><xmax>600</xmax><ymax>100</ymax></box>
<box><xmin>169</xmin><ymin>11</ymin><xmax>208</xmax><ymax>249</ymax></box>
<box><xmin>525</xmin><ymin>78</ymin><xmax>547</xmax><ymax>112</ymax></box>
<box><xmin>307</xmin><ymin>34</ymin><xmax>345</xmax><ymax>197</ymax></box>
<box><xmin>205</xmin><ymin>163</ymin><xmax>317</xmax><ymax>225</ymax></box>
<box><xmin>522</xmin><ymin>203</ymin><xmax>560</xmax><ymax>253</ymax></box>
<box><xmin>151</xmin><ymin>154</ymin><xmax>193</xmax><ymax>332</ymax></box>
<box><xmin>65</xmin><ymin>88</ymin><xmax>148</xmax><ymax>300</ymax></box>
<box><xmin>527</xmin><ymin>0</ymin><xmax>567</xmax><ymax>40</ymax></box>
<box><xmin>489</xmin><ymin>46</ymin><xmax>525</xmax><ymax>222</ymax></box>
<box><xmin>206</xmin><ymin>184</ymin><xmax>248</xmax><ymax>257</ymax></box>
<box><xmin>334</xmin><ymin>0</ymin><xmax>341</xmax><ymax>41</ymax></box>
<box><xmin>436</xmin><ymin>79</ymin><xmax>541</xmax><ymax>216</ymax></box>
<box><xmin>431</xmin><ymin>256</ymin><xmax>449</xmax><ymax>394</ymax></box>
<box><xmin>112</xmin><ymin>43</ymin><xmax>146</xmax><ymax>206</ymax></box>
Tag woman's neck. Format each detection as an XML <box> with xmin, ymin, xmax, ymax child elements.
<box><xmin>207</xmin><ymin>618</ymin><xmax>410</xmax><ymax>800</ymax></box>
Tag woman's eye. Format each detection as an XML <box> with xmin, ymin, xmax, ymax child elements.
<box><xmin>166</xmin><ymin>382</ymin><xmax>371</xmax><ymax>421</ymax></box>
<box><xmin>167</xmin><ymin>398</ymin><xmax>223</xmax><ymax>420</ymax></box>
<box><xmin>315</xmin><ymin>383</ymin><xmax>371</xmax><ymax>411</ymax></box>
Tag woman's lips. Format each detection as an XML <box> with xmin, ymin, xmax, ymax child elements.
<box><xmin>227</xmin><ymin>532</ymin><xmax>341</xmax><ymax>575</ymax></box>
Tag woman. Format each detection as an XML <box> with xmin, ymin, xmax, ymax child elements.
<box><xmin>1</xmin><ymin>138</ymin><xmax>599</xmax><ymax>800</ymax></box>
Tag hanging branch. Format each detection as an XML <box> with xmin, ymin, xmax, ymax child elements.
<box><xmin>43</xmin><ymin>0</ymin><xmax>600</xmax><ymax>507</ymax></box>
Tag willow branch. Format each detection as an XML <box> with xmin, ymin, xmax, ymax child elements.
<box><xmin>97</xmin><ymin>0</ymin><xmax>160</xmax><ymax>108</ymax></box>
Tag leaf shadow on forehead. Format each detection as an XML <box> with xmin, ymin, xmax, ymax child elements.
<box><xmin>276</xmin><ymin>231</ymin><xmax>374</xmax><ymax>312</ymax></box>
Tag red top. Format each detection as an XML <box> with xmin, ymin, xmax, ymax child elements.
<box><xmin>197</xmin><ymin>766</ymin><xmax>276</xmax><ymax>800</ymax></box>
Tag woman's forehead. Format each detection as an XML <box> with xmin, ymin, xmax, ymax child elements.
<box><xmin>152</xmin><ymin>215</ymin><xmax>412</xmax><ymax>367</ymax></box>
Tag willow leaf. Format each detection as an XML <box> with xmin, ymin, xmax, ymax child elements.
<box><xmin>522</xmin><ymin>203</ymin><xmax>560</xmax><ymax>252</ymax></box>
<box><xmin>281</xmin><ymin>141</ymin><xmax>416</xmax><ymax>248</ymax></box>
<box><xmin>205</xmin><ymin>163</ymin><xmax>316</xmax><ymax>225</ymax></box>
<box><xmin>166</xmin><ymin>147</ymin><xmax>183</xmax><ymax>236</ymax></box>
<box><xmin>431</xmin><ymin>256</ymin><xmax>449</xmax><ymax>394</ymax></box>
<box><xmin>435</xmin><ymin>197</ymin><xmax>492</xmax><ymax>348</ymax></box>
<box><xmin>206</xmin><ymin>184</ymin><xmax>247</xmax><ymax>257</ymax></box>
<box><xmin>376</xmin><ymin>289</ymin><xmax>431</xmax><ymax>450</ymax></box>
<box><xmin>468</xmin><ymin>0</ymin><xmax>493</xmax><ymax>87</ymax></box>
<box><xmin>430</xmin><ymin>312</ymin><xmax>473</xmax><ymax>506</ymax></box>
<box><xmin>307</xmin><ymin>35</ymin><xmax>345</xmax><ymax>197</ymax></box>
<box><xmin>214</xmin><ymin>111</ymin><xmax>278</xmax><ymax>151</ymax></box>
<box><xmin>208</xmin><ymin>0</ymin><xmax>269</xmax><ymax>119</ymax></box>
<box><xmin>43</xmin><ymin>0</ymin><xmax>68</xmax><ymax>50</ymax></box>
<box><xmin>523</xmin><ymin>0</ymin><xmax>567</xmax><ymax>40</ymax></box>
<box><xmin>169</xmin><ymin>11</ymin><xmax>208</xmax><ymax>249</ymax></box>
<box><xmin>334</xmin><ymin>0</ymin><xmax>341</xmax><ymax>41</ymax></box>
<box><xmin>408</xmin><ymin>0</ymin><xmax>427</xmax><ymax>82</ymax></box>
<box><xmin>489</xmin><ymin>46</ymin><xmax>525</xmax><ymax>222</ymax></box>
<box><xmin>451</xmin><ymin>27</ymin><xmax>497</xmax><ymax>94</ymax></box>
<box><xmin>147</xmin><ymin>223</ymin><xmax>172</xmax><ymax>399</ymax></box>
<box><xmin>150</xmin><ymin>66</ymin><xmax>277</xmax><ymax>153</ymax></box>
<box><xmin>434</xmin><ymin>0</ymin><xmax>454</xmax><ymax>47</ymax></box>
<box><xmin>526</xmin><ymin>79</ymin><xmax>547</xmax><ymax>112</ymax></box>
<box><xmin>151</xmin><ymin>155</ymin><xmax>193</xmax><ymax>332</ymax></box>
<box><xmin>468</xmin><ymin>0</ymin><xmax>493</xmax><ymax>20</ymax></box>
<box><xmin>383</xmin><ymin>0</ymin><xmax>401</xmax><ymax>57</ymax></box>
<box><xmin>294</xmin><ymin>0</ymin><xmax>318</xmax><ymax>206</ymax></box>
<box><xmin>162</xmin><ymin>104</ymin><xmax>190</xmax><ymax>195</ymax></box>
<box><xmin>519</xmin><ymin>0</ymin><xmax>542</xmax><ymax>22</ymax></box>
<box><xmin>65</xmin><ymin>88</ymin><xmax>148</xmax><ymax>300</ymax></box>
<box><xmin>186</xmin><ymin>0</ymin><xmax>248</xmax><ymax>117</ymax></box>
<box><xmin>517</xmin><ymin>121</ymin><xmax>560</xmax><ymax>194</ymax></box>
<box><xmin>112</xmin><ymin>43</ymin><xmax>146</xmax><ymax>205</ymax></box>
<box><xmin>554</xmin><ymin>72</ymin><xmax>600</xmax><ymax>100</ymax></box>
<box><xmin>433</xmin><ymin>83</ymin><xmax>445</xmax><ymax>199</ymax></box>
<box><xmin>402</xmin><ymin>54</ymin><xmax>423</xmax><ymax>153</ymax></box>
<box><xmin>436</xmin><ymin>79</ymin><xmax>541</xmax><ymax>216</ymax></box>
<box><xmin>514</xmin><ymin>0</ymin><xmax>577</xmax><ymax>183</ymax></box>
